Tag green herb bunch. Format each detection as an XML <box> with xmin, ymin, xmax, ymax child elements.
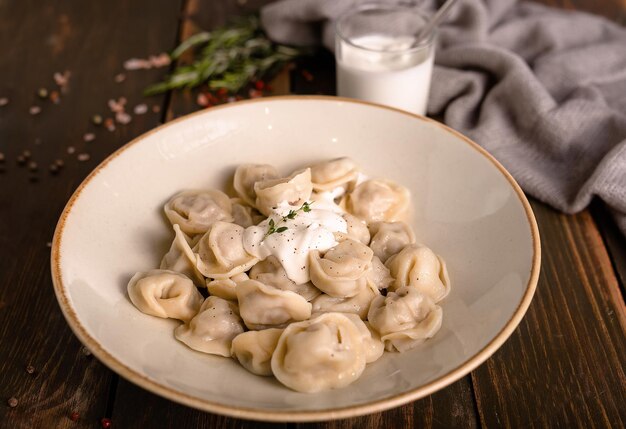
<box><xmin>144</xmin><ymin>16</ymin><xmax>304</xmax><ymax>96</ymax></box>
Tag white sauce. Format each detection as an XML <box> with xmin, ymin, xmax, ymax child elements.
<box><xmin>336</xmin><ymin>34</ymin><xmax>434</xmax><ymax>116</ymax></box>
<box><xmin>243</xmin><ymin>199</ymin><xmax>347</xmax><ymax>284</ymax></box>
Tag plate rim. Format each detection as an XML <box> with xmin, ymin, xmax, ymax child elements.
<box><xmin>50</xmin><ymin>95</ymin><xmax>541</xmax><ymax>422</ymax></box>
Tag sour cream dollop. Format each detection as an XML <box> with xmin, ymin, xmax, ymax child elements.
<box><xmin>243</xmin><ymin>198</ymin><xmax>347</xmax><ymax>284</ymax></box>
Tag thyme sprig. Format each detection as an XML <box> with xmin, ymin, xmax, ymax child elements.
<box><xmin>144</xmin><ymin>16</ymin><xmax>305</xmax><ymax>96</ymax></box>
<box><xmin>264</xmin><ymin>201</ymin><xmax>312</xmax><ymax>238</ymax></box>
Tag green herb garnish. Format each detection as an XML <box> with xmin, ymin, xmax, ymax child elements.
<box><xmin>264</xmin><ymin>201</ymin><xmax>313</xmax><ymax>238</ymax></box>
<box><xmin>144</xmin><ymin>16</ymin><xmax>306</xmax><ymax>96</ymax></box>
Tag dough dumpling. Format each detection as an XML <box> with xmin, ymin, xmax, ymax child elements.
<box><xmin>206</xmin><ymin>272</ymin><xmax>249</xmax><ymax>301</ymax></box>
<box><xmin>271</xmin><ymin>312</ymin><xmax>366</xmax><ymax>393</ymax></box>
<box><xmin>233</xmin><ymin>164</ymin><xmax>280</xmax><ymax>207</ymax></box>
<box><xmin>127</xmin><ymin>270</ymin><xmax>203</xmax><ymax>322</ymax></box>
<box><xmin>249</xmin><ymin>256</ymin><xmax>321</xmax><ymax>301</ymax></box>
<box><xmin>310</xmin><ymin>157</ymin><xmax>360</xmax><ymax>192</ymax></box>
<box><xmin>309</xmin><ymin>238</ymin><xmax>373</xmax><ymax>298</ymax></box>
<box><xmin>230</xmin><ymin>198</ymin><xmax>264</xmax><ymax>228</ymax></box>
<box><xmin>335</xmin><ymin>213</ymin><xmax>370</xmax><ymax>245</ymax></box>
<box><xmin>193</xmin><ymin>221</ymin><xmax>259</xmax><ymax>279</ymax></box>
<box><xmin>160</xmin><ymin>224</ymin><xmax>205</xmax><ymax>286</ymax></box>
<box><xmin>175</xmin><ymin>296</ymin><xmax>245</xmax><ymax>357</ymax></box>
<box><xmin>368</xmin><ymin>286</ymin><xmax>442</xmax><ymax>352</ymax></box>
<box><xmin>346</xmin><ymin>179</ymin><xmax>410</xmax><ymax>223</ymax></box>
<box><xmin>231</xmin><ymin>328</ymin><xmax>284</xmax><ymax>376</ymax></box>
<box><xmin>368</xmin><ymin>256</ymin><xmax>394</xmax><ymax>291</ymax></box>
<box><xmin>254</xmin><ymin>168</ymin><xmax>313</xmax><ymax>216</ymax></box>
<box><xmin>385</xmin><ymin>244</ymin><xmax>450</xmax><ymax>302</ymax></box>
<box><xmin>164</xmin><ymin>189</ymin><xmax>233</xmax><ymax>235</ymax></box>
<box><xmin>311</xmin><ymin>281</ymin><xmax>380</xmax><ymax>320</ymax></box>
<box><xmin>368</xmin><ymin>221</ymin><xmax>415</xmax><ymax>263</ymax></box>
<box><xmin>342</xmin><ymin>313</ymin><xmax>384</xmax><ymax>364</ymax></box>
<box><xmin>236</xmin><ymin>279</ymin><xmax>312</xmax><ymax>330</ymax></box>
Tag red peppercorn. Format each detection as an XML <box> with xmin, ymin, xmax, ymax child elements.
<box><xmin>216</xmin><ymin>88</ymin><xmax>228</xmax><ymax>97</ymax></box>
<box><xmin>101</xmin><ymin>417</ymin><xmax>111</xmax><ymax>428</ymax></box>
<box><xmin>254</xmin><ymin>80</ymin><xmax>265</xmax><ymax>90</ymax></box>
<box><xmin>69</xmin><ymin>411</ymin><xmax>80</xmax><ymax>421</ymax></box>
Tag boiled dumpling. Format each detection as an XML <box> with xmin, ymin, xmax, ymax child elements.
<box><xmin>368</xmin><ymin>286</ymin><xmax>442</xmax><ymax>352</ymax></box>
<box><xmin>311</xmin><ymin>281</ymin><xmax>380</xmax><ymax>320</ymax></box>
<box><xmin>254</xmin><ymin>168</ymin><xmax>313</xmax><ymax>216</ymax></box>
<box><xmin>368</xmin><ymin>221</ymin><xmax>415</xmax><ymax>263</ymax></box>
<box><xmin>206</xmin><ymin>272</ymin><xmax>249</xmax><ymax>301</ymax></box>
<box><xmin>385</xmin><ymin>244</ymin><xmax>450</xmax><ymax>302</ymax></box>
<box><xmin>249</xmin><ymin>256</ymin><xmax>321</xmax><ymax>301</ymax></box>
<box><xmin>368</xmin><ymin>256</ymin><xmax>394</xmax><ymax>291</ymax></box>
<box><xmin>127</xmin><ymin>270</ymin><xmax>203</xmax><ymax>322</ymax></box>
<box><xmin>193</xmin><ymin>221</ymin><xmax>259</xmax><ymax>279</ymax></box>
<box><xmin>271</xmin><ymin>312</ymin><xmax>366</xmax><ymax>393</ymax></box>
<box><xmin>236</xmin><ymin>279</ymin><xmax>312</xmax><ymax>330</ymax></box>
<box><xmin>160</xmin><ymin>224</ymin><xmax>205</xmax><ymax>286</ymax></box>
<box><xmin>309</xmin><ymin>238</ymin><xmax>373</xmax><ymax>298</ymax></box>
<box><xmin>341</xmin><ymin>313</ymin><xmax>384</xmax><ymax>364</ymax></box>
<box><xmin>310</xmin><ymin>157</ymin><xmax>360</xmax><ymax>192</ymax></box>
<box><xmin>334</xmin><ymin>213</ymin><xmax>370</xmax><ymax>245</ymax></box>
<box><xmin>346</xmin><ymin>179</ymin><xmax>410</xmax><ymax>223</ymax></box>
<box><xmin>231</xmin><ymin>328</ymin><xmax>284</xmax><ymax>376</ymax></box>
<box><xmin>164</xmin><ymin>189</ymin><xmax>233</xmax><ymax>235</ymax></box>
<box><xmin>233</xmin><ymin>164</ymin><xmax>280</xmax><ymax>207</ymax></box>
<box><xmin>231</xmin><ymin>198</ymin><xmax>265</xmax><ymax>228</ymax></box>
<box><xmin>174</xmin><ymin>296</ymin><xmax>245</xmax><ymax>357</ymax></box>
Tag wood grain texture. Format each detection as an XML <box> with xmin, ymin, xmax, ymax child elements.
<box><xmin>472</xmin><ymin>202</ymin><xmax>626</xmax><ymax>428</ymax></box>
<box><xmin>0</xmin><ymin>0</ymin><xmax>182</xmax><ymax>427</ymax></box>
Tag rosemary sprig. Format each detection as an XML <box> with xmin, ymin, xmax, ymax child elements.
<box><xmin>264</xmin><ymin>201</ymin><xmax>313</xmax><ymax>238</ymax></box>
<box><xmin>144</xmin><ymin>16</ymin><xmax>305</xmax><ymax>96</ymax></box>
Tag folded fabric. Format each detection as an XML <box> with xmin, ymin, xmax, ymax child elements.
<box><xmin>261</xmin><ymin>0</ymin><xmax>626</xmax><ymax>235</ymax></box>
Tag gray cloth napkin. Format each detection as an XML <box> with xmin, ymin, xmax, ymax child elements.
<box><xmin>262</xmin><ymin>0</ymin><xmax>626</xmax><ymax>235</ymax></box>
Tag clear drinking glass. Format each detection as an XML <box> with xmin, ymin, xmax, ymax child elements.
<box><xmin>335</xmin><ymin>3</ymin><xmax>436</xmax><ymax>116</ymax></box>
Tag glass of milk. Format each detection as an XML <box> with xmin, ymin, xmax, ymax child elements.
<box><xmin>335</xmin><ymin>3</ymin><xmax>436</xmax><ymax>116</ymax></box>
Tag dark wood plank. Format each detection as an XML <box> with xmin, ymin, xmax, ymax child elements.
<box><xmin>591</xmin><ymin>202</ymin><xmax>626</xmax><ymax>299</ymax></box>
<box><xmin>471</xmin><ymin>202</ymin><xmax>626</xmax><ymax>428</ymax></box>
<box><xmin>0</xmin><ymin>0</ymin><xmax>183</xmax><ymax>427</ymax></box>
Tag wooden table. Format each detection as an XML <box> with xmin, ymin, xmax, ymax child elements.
<box><xmin>1</xmin><ymin>1</ymin><xmax>624</xmax><ymax>427</ymax></box>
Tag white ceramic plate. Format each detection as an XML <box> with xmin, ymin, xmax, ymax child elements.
<box><xmin>51</xmin><ymin>96</ymin><xmax>540</xmax><ymax>422</ymax></box>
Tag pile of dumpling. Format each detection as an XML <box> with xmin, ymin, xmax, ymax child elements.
<box><xmin>127</xmin><ymin>158</ymin><xmax>450</xmax><ymax>393</ymax></box>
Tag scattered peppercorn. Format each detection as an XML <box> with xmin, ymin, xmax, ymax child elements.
<box><xmin>37</xmin><ymin>88</ymin><xmax>49</xmax><ymax>99</ymax></box>
<box><xmin>81</xmin><ymin>346</ymin><xmax>92</xmax><ymax>356</ymax></box>
<box><xmin>77</xmin><ymin>153</ymin><xmax>90</xmax><ymax>162</ymax></box>
<box><xmin>55</xmin><ymin>159</ymin><xmax>64</xmax><ymax>167</ymax></box>
<box><xmin>25</xmin><ymin>365</ymin><xmax>35</xmax><ymax>374</ymax></box>
<box><xmin>152</xmin><ymin>104</ymin><xmax>161</xmax><ymax>113</ymax></box>
<box><xmin>29</xmin><ymin>106</ymin><xmax>42</xmax><ymax>115</ymax></box>
<box><xmin>0</xmin><ymin>97</ymin><xmax>8</xmax><ymax>106</ymax></box>
<box><xmin>114</xmin><ymin>73</ymin><xmax>126</xmax><ymax>83</ymax></box>
<box><xmin>49</xmin><ymin>164</ymin><xmax>59</xmax><ymax>174</ymax></box>
<box><xmin>28</xmin><ymin>161</ymin><xmax>38</xmax><ymax>171</ymax></box>
<box><xmin>83</xmin><ymin>133</ymin><xmax>95</xmax><ymax>142</ymax></box>
<box><xmin>17</xmin><ymin>155</ymin><xmax>26</xmax><ymax>165</ymax></box>
<box><xmin>0</xmin><ymin>152</ymin><xmax>5</xmax><ymax>162</ymax></box>
<box><xmin>23</xmin><ymin>150</ymin><xmax>32</xmax><ymax>159</ymax></box>
<box><xmin>67</xmin><ymin>146</ymin><xmax>76</xmax><ymax>155</ymax></box>
<box><xmin>7</xmin><ymin>397</ymin><xmax>18</xmax><ymax>408</ymax></box>
<box><xmin>49</xmin><ymin>91</ymin><xmax>60</xmax><ymax>104</ymax></box>
<box><xmin>92</xmin><ymin>114</ymin><xmax>103</xmax><ymax>125</ymax></box>
<box><xmin>69</xmin><ymin>411</ymin><xmax>80</xmax><ymax>422</ymax></box>
<box><xmin>100</xmin><ymin>417</ymin><xmax>111</xmax><ymax>428</ymax></box>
